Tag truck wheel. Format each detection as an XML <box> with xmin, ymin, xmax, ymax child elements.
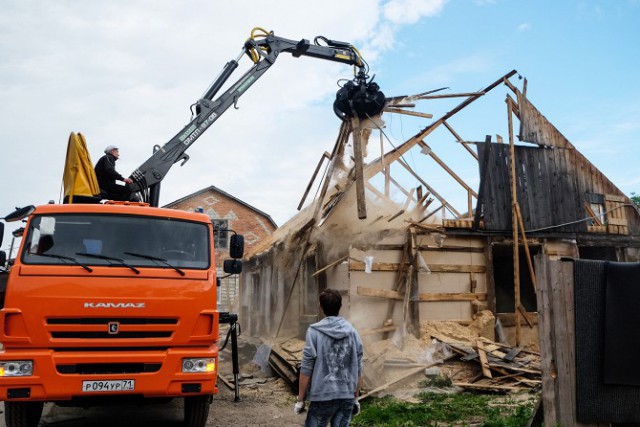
<box><xmin>5</xmin><ymin>401</ymin><xmax>44</xmax><ymax>427</ymax></box>
<box><xmin>184</xmin><ymin>395</ymin><xmax>211</xmax><ymax>427</ymax></box>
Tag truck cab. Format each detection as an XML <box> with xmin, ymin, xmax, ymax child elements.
<box><xmin>0</xmin><ymin>202</ymin><xmax>235</xmax><ymax>427</ymax></box>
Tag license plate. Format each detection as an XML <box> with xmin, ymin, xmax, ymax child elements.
<box><xmin>82</xmin><ymin>379</ymin><xmax>135</xmax><ymax>393</ymax></box>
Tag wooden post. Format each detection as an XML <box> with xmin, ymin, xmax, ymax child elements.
<box><xmin>409</xmin><ymin>227</ymin><xmax>420</xmax><ymax>338</ymax></box>
<box><xmin>515</xmin><ymin>203</ymin><xmax>537</xmax><ymax>291</ymax></box>
<box><xmin>535</xmin><ymin>256</ymin><xmax>582</xmax><ymax>427</ymax></box>
<box><xmin>351</xmin><ymin>116</ymin><xmax>367</xmax><ymax>219</ymax></box>
<box><xmin>507</xmin><ymin>96</ymin><xmax>521</xmax><ymax>346</ymax></box>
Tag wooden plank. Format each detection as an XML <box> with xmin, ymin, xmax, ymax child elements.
<box><xmin>217</xmin><ymin>374</ymin><xmax>235</xmax><ymax>390</ymax></box>
<box><xmin>297</xmin><ymin>151</ymin><xmax>330</xmax><ymax>211</ymax></box>
<box><xmin>357</xmin><ymin>286</ymin><xmax>487</xmax><ymax>302</ymax></box>
<box><xmin>350</xmin><ymin>260</ymin><xmax>485</xmax><ymax>273</ymax></box>
<box><xmin>604</xmin><ymin>194</ymin><xmax>626</xmax><ymax>202</ymax></box>
<box><xmin>476</xmin><ymin>339</ymin><xmax>493</xmax><ymax>378</ymax></box>
<box><xmin>358</xmin><ymin>354</ymin><xmax>457</xmax><ymax>400</ymax></box>
<box><xmin>420</xmin><ymin>141</ymin><xmax>478</xmax><ymax>197</ymax></box>
<box><xmin>584</xmin><ymin>202</ymin><xmax>603</xmax><ymax>226</ymax></box>
<box><xmin>608</xmin><ymin>218</ymin><xmax>628</xmax><ymax>226</ymax></box>
<box><xmin>352</xmin><ymin>244</ymin><xmax>485</xmax><ymax>253</ymax></box>
<box><xmin>443</xmin><ymin>120</ymin><xmax>479</xmax><ymax>160</ymax></box>
<box><xmin>312</xmin><ymin>122</ymin><xmax>350</xmax><ymax>222</ymax></box>
<box><xmin>551</xmin><ymin>260</ymin><xmax>574</xmax><ymax>426</ymax></box>
<box><xmin>504</xmin><ymin>347</ymin><xmax>523</xmax><ymax>362</ymax></box>
<box><xmin>312</xmin><ymin>255</ymin><xmax>349</xmax><ymax>277</ymax></box>
<box><xmin>453</xmin><ymin>382</ymin><xmax>525</xmax><ymax>392</ymax></box>
<box><xmin>384</xmin><ymin>107</ymin><xmax>434</xmax><ymax>119</ymax></box>
<box><xmin>587</xmin><ymin>225</ymin><xmax>607</xmax><ymax>233</ymax></box>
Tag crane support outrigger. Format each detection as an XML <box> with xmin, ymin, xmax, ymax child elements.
<box><xmin>128</xmin><ymin>28</ymin><xmax>385</xmax><ymax>206</ymax></box>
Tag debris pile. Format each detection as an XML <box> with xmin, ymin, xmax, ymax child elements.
<box><xmin>431</xmin><ymin>334</ymin><xmax>541</xmax><ymax>393</ymax></box>
<box><xmin>261</xmin><ymin>321</ymin><xmax>541</xmax><ymax>399</ymax></box>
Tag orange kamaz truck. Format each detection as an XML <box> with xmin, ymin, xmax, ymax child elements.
<box><xmin>0</xmin><ymin>202</ymin><xmax>243</xmax><ymax>427</ymax></box>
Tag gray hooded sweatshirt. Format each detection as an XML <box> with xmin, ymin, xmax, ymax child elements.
<box><xmin>300</xmin><ymin>316</ymin><xmax>363</xmax><ymax>401</ymax></box>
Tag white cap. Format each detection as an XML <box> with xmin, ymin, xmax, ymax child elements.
<box><xmin>104</xmin><ymin>145</ymin><xmax>118</xmax><ymax>154</ymax></box>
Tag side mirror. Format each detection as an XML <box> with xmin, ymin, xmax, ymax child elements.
<box><xmin>0</xmin><ymin>251</ymin><xmax>6</xmax><ymax>268</ymax></box>
<box><xmin>223</xmin><ymin>259</ymin><xmax>242</xmax><ymax>275</ymax></box>
<box><xmin>229</xmin><ymin>234</ymin><xmax>244</xmax><ymax>259</ymax></box>
<box><xmin>3</xmin><ymin>206</ymin><xmax>35</xmax><ymax>223</ymax></box>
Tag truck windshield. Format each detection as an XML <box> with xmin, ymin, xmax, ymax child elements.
<box><xmin>22</xmin><ymin>214</ymin><xmax>210</xmax><ymax>270</ymax></box>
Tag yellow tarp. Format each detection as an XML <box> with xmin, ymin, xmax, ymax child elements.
<box><xmin>63</xmin><ymin>132</ymin><xmax>100</xmax><ymax>203</ymax></box>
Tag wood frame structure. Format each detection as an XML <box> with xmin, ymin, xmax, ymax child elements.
<box><xmin>239</xmin><ymin>70</ymin><xmax>640</xmax><ymax>356</ymax></box>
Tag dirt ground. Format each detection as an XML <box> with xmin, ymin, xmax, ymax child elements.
<box><xmin>0</xmin><ymin>377</ymin><xmax>302</xmax><ymax>427</ymax></box>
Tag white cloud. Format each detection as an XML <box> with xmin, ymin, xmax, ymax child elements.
<box><xmin>383</xmin><ymin>0</ymin><xmax>447</xmax><ymax>24</ymax></box>
<box><xmin>518</xmin><ymin>23</ymin><xmax>532</xmax><ymax>32</ymax></box>
<box><xmin>0</xmin><ymin>0</ymin><xmax>453</xmax><ymax>234</ymax></box>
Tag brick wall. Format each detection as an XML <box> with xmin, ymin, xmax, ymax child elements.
<box><xmin>165</xmin><ymin>187</ymin><xmax>277</xmax><ymax>310</ymax></box>
<box><xmin>166</xmin><ymin>188</ymin><xmax>277</xmax><ymax>267</ymax></box>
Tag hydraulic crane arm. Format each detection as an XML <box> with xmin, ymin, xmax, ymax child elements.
<box><xmin>129</xmin><ymin>29</ymin><xmax>384</xmax><ymax>206</ymax></box>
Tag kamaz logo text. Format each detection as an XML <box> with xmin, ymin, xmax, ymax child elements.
<box><xmin>84</xmin><ymin>302</ymin><xmax>146</xmax><ymax>309</ymax></box>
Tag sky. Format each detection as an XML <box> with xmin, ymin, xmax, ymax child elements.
<box><xmin>1</xmin><ymin>0</ymin><xmax>639</xmax><ymax>251</ymax></box>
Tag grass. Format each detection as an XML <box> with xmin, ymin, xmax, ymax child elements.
<box><xmin>351</xmin><ymin>392</ymin><xmax>536</xmax><ymax>427</ymax></box>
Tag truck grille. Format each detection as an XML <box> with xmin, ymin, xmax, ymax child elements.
<box><xmin>46</xmin><ymin>317</ymin><xmax>178</xmax><ymax>341</ymax></box>
<box><xmin>57</xmin><ymin>363</ymin><xmax>162</xmax><ymax>374</ymax></box>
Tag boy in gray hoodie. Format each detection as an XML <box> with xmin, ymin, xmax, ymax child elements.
<box><xmin>295</xmin><ymin>288</ymin><xmax>363</xmax><ymax>426</ymax></box>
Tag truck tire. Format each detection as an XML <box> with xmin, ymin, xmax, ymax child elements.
<box><xmin>184</xmin><ymin>395</ymin><xmax>210</xmax><ymax>427</ymax></box>
<box><xmin>5</xmin><ymin>401</ymin><xmax>44</xmax><ymax>427</ymax></box>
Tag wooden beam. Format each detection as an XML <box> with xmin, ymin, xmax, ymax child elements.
<box><xmin>350</xmin><ymin>260</ymin><xmax>486</xmax><ymax>273</ymax></box>
<box><xmin>584</xmin><ymin>202</ymin><xmax>603</xmax><ymax>226</ymax></box>
<box><xmin>357</xmin><ymin>286</ymin><xmax>487</xmax><ymax>302</ymax></box>
<box><xmin>351</xmin><ymin>117</ymin><xmax>367</xmax><ymax>219</ymax></box>
<box><xmin>515</xmin><ymin>203</ymin><xmax>537</xmax><ymax>292</ymax></box>
<box><xmin>396</xmin><ymin>158</ymin><xmax>462</xmax><ymax>218</ymax></box>
<box><xmin>362</xmin><ymin>70</ymin><xmax>518</xmax><ymax>181</ymax></box>
<box><xmin>507</xmin><ymin>96</ymin><xmax>521</xmax><ymax>347</ymax></box>
<box><xmin>312</xmin><ymin>122</ymin><xmax>350</xmax><ymax>222</ymax></box>
<box><xmin>476</xmin><ymin>339</ymin><xmax>493</xmax><ymax>378</ymax></box>
<box><xmin>352</xmin><ymin>244</ymin><xmax>484</xmax><ymax>253</ymax></box>
<box><xmin>312</xmin><ymin>255</ymin><xmax>349</xmax><ymax>277</ymax></box>
<box><xmin>517</xmin><ymin>304</ymin><xmax>534</xmax><ymax>329</ymax></box>
<box><xmin>453</xmin><ymin>382</ymin><xmax>525</xmax><ymax>392</ymax></box>
<box><xmin>384</xmin><ymin>107</ymin><xmax>434</xmax><ymax>119</ymax></box>
<box><xmin>442</xmin><ymin>120</ymin><xmax>479</xmax><ymax>161</ymax></box>
<box><xmin>416</xmin><ymin>92</ymin><xmax>485</xmax><ymax>100</ymax></box>
<box><xmin>297</xmin><ymin>151</ymin><xmax>330</xmax><ymax>211</ymax></box>
<box><xmin>402</xmin><ymin>188</ymin><xmax>416</xmax><ymax>211</ymax></box>
<box><xmin>364</xmin><ymin>181</ymin><xmax>401</xmax><ymax>208</ymax></box>
<box><xmin>419</xmin><ymin>141</ymin><xmax>478</xmax><ymax>197</ymax></box>
<box><xmin>389</xmin><ymin>175</ymin><xmax>412</xmax><ymax>199</ymax></box>
<box><xmin>382</xmin><ymin>230</ymin><xmax>411</xmax><ymax>339</ymax></box>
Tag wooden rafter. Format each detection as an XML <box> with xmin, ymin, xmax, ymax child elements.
<box><xmin>443</xmin><ymin>120</ymin><xmax>479</xmax><ymax>161</ymax></box>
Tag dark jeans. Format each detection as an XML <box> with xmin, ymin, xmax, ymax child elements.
<box><xmin>305</xmin><ymin>398</ymin><xmax>355</xmax><ymax>427</ymax></box>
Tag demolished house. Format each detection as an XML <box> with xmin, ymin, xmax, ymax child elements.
<box><xmin>239</xmin><ymin>70</ymin><xmax>640</xmax><ymax>368</ymax></box>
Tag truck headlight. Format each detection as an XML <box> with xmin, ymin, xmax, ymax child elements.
<box><xmin>0</xmin><ymin>361</ymin><xmax>33</xmax><ymax>377</ymax></box>
<box><xmin>182</xmin><ymin>358</ymin><xmax>215</xmax><ymax>373</ymax></box>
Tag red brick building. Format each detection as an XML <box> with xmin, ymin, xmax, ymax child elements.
<box><xmin>164</xmin><ymin>186</ymin><xmax>277</xmax><ymax>309</ymax></box>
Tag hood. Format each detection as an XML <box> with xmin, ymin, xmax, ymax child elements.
<box><xmin>309</xmin><ymin>316</ymin><xmax>351</xmax><ymax>340</ymax></box>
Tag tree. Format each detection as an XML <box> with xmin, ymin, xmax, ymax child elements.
<box><xmin>632</xmin><ymin>192</ymin><xmax>640</xmax><ymax>207</ymax></box>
